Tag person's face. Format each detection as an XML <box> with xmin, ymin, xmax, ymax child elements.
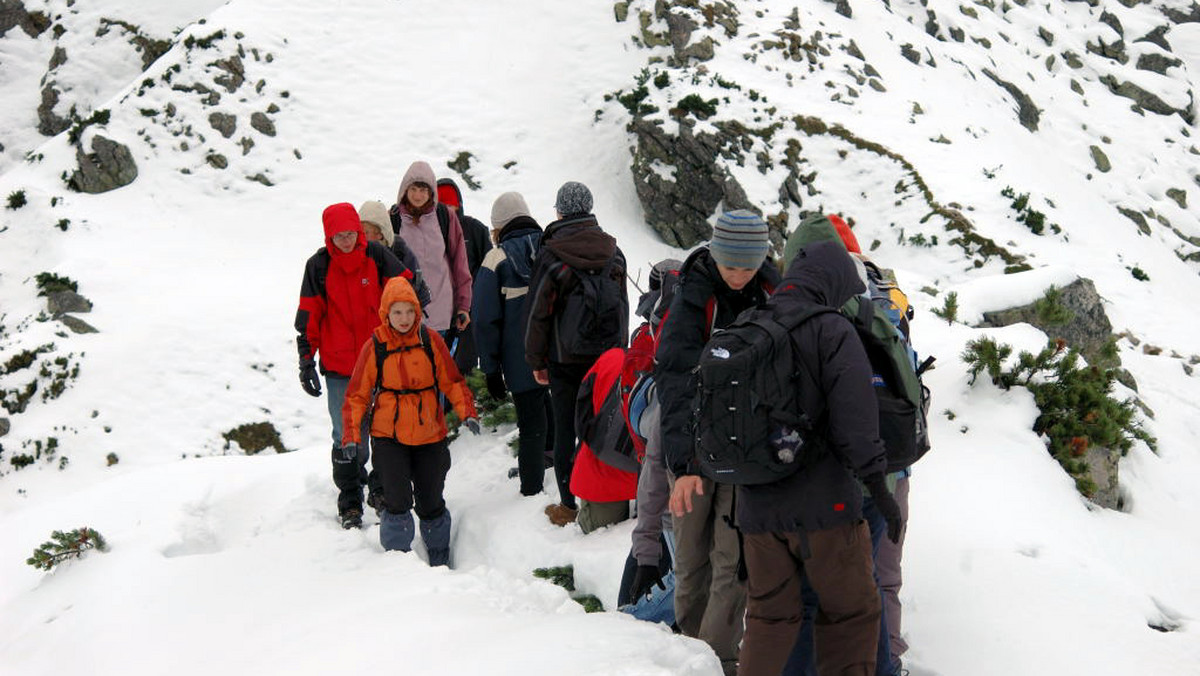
<box><xmin>331</xmin><ymin>229</ymin><xmax>357</xmax><ymax>253</ymax></box>
<box><xmin>388</xmin><ymin>301</ymin><xmax>417</xmax><ymax>333</ymax></box>
<box><xmin>362</xmin><ymin>222</ymin><xmax>384</xmax><ymax>243</ymax></box>
<box><xmin>717</xmin><ymin>264</ymin><xmax>756</xmax><ymax>291</ymax></box>
<box><xmin>407</xmin><ymin>183</ymin><xmax>432</xmax><ymax>209</ymax></box>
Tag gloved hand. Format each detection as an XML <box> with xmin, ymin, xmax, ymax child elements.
<box><xmin>464</xmin><ymin>418</ymin><xmax>481</xmax><ymax>436</ymax></box>
<box><xmin>455</xmin><ymin>310</ymin><xmax>471</xmax><ymax>331</ymax></box>
<box><xmin>485</xmin><ymin>371</ymin><xmax>508</xmax><ymax>401</ymax></box>
<box><xmin>769</xmin><ymin>425</ymin><xmax>804</xmax><ymax>464</ymax></box>
<box><xmin>864</xmin><ymin>473</ymin><xmax>903</xmax><ymax>544</ymax></box>
<box><xmin>299</xmin><ymin>359</ymin><xmax>322</xmax><ymax>397</ymax></box>
<box><xmin>337</xmin><ymin>442</ymin><xmax>359</xmax><ymax>465</ymax></box>
<box><xmin>629</xmin><ymin>564</ymin><xmax>666</xmax><ymax>599</ymax></box>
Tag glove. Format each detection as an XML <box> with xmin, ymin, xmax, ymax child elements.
<box><xmin>464</xmin><ymin>418</ymin><xmax>481</xmax><ymax>436</ymax></box>
<box><xmin>485</xmin><ymin>371</ymin><xmax>508</xmax><ymax>401</ymax></box>
<box><xmin>336</xmin><ymin>442</ymin><xmax>359</xmax><ymax>465</ymax></box>
<box><xmin>299</xmin><ymin>359</ymin><xmax>322</xmax><ymax>397</ymax></box>
<box><xmin>769</xmin><ymin>425</ymin><xmax>804</xmax><ymax>464</ymax></box>
<box><xmin>629</xmin><ymin>564</ymin><xmax>666</xmax><ymax>600</ymax></box>
<box><xmin>864</xmin><ymin>473</ymin><xmax>903</xmax><ymax>544</ymax></box>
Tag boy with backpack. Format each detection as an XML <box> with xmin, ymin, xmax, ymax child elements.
<box><xmin>661</xmin><ymin>210</ymin><xmax>780</xmax><ymax>676</ymax></box>
<box><xmin>727</xmin><ymin>240</ymin><xmax>902</xmax><ymax>676</ymax></box>
<box><xmin>294</xmin><ymin>202</ymin><xmax>423</xmax><ymax>529</ymax></box>
<box><xmin>340</xmin><ymin>276</ymin><xmax>480</xmax><ymax>565</ymax></box>
<box><xmin>523</xmin><ymin>181</ymin><xmax>629</xmax><ymax>526</ymax></box>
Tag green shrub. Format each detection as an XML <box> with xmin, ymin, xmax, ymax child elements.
<box><xmin>34</xmin><ymin>272</ymin><xmax>78</xmax><ymax>296</ymax></box>
<box><xmin>1131</xmin><ymin>267</ymin><xmax>1149</xmax><ymax>282</ymax></box>
<box><xmin>26</xmin><ymin>527</ymin><xmax>108</xmax><ymax>571</ymax></box>
<box><xmin>6</xmin><ymin>190</ymin><xmax>27</xmax><ymax>209</ymax></box>
<box><xmin>676</xmin><ymin>93</ymin><xmax>719</xmax><ymax>118</ymax></box>
<box><xmin>1033</xmin><ymin>285</ymin><xmax>1074</xmax><ymax>326</ymax></box>
<box><xmin>930</xmin><ymin>291</ymin><xmax>959</xmax><ymax>324</ymax></box>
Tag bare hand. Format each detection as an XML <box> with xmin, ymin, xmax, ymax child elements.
<box><xmin>669</xmin><ymin>475</ymin><xmax>705</xmax><ymax>518</ymax></box>
<box><xmin>533</xmin><ymin>368</ymin><xmax>549</xmax><ymax>386</ymax></box>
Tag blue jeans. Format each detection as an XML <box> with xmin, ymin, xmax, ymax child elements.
<box><xmin>325</xmin><ymin>374</ymin><xmax>350</xmax><ymax>444</ymax></box>
<box><xmin>783</xmin><ymin>496</ymin><xmax>898</xmax><ymax>676</ymax></box>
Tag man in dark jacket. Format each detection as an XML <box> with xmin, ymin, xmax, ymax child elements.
<box><xmin>661</xmin><ymin>209</ymin><xmax>780</xmax><ymax>676</ymax></box>
<box><xmin>437</xmin><ymin>178</ymin><xmax>493</xmax><ymax>376</ymax></box>
<box><xmin>523</xmin><ymin>181</ymin><xmax>629</xmax><ymax>526</ymax></box>
<box><xmin>734</xmin><ymin>240</ymin><xmax>902</xmax><ymax>676</ymax></box>
<box><xmin>294</xmin><ymin>202</ymin><xmax>422</xmax><ymax>529</ymax></box>
<box><xmin>472</xmin><ymin>191</ymin><xmax>552</xmax><ymax>496</ymax></box>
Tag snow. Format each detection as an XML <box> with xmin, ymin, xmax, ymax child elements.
<box><xmin>2</xmin><ymin>0</ymin><xmax>1200</xmax><ymax>674</ymax></box>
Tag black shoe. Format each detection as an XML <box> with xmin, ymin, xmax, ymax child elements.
<box><xmin>366</xmin><ymin>490</ymin><xmax>386</xmax><ymax>514</ymax></box>
<box><xmin>507</xmin><ymin>466</ymin><xmax>520</xmax><ymax>479</ymax></box>
<box><xmin>340</xmin><ymin>509</ymin><xmax>363</xmax><ymax>529</ymax></box>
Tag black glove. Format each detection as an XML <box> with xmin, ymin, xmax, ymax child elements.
<box><xmin>486</xmin><ymin>371</ymin><xmax>508</xmax><ymax>401</ymax></box>
<box><xmin>464</xmin><ymin>418</ymin><xmax>481</xmax><ymax>436</ymax></box>
<box><xmin>299</xmin><ymin>359</ymin><xmax>322</xmax><ymax>397</ymax></box>
<box><xmin>336</xmin><ymin>442</ymin><xmax>359</xmax><ymax>465</ymax></box>
<box><xmin>629</xmin><ymin>564</ymin><xmax>666</xmax><ymax>599</ymax></box>
<box><xmin>864</xmin><ymin>473</ymin><xmax>903</xmax><ymax>544</ymax></box>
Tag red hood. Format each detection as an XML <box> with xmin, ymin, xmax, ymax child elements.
<box><xmin>322</xmin><ymin>202</ymin><xmax>366</xmax><ymax>257</ymax></box>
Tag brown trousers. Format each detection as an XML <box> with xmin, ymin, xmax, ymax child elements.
<box><xmin>738</xmin><ymin>522</ymin><xmax>880</xmax><ymax>676</ymax></box>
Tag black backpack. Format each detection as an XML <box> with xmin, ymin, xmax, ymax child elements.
<box><xmin>694</xmin><ymin>302</ymin><xmax>835</xmax><ymax>485</ymax></box>
<box><xmin>555</xmin><ymin>256</ymin><xmax>629</xmax><ymax>360</ymax></box>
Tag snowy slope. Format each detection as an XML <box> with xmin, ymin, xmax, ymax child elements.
<box><xmin>1</xmin><ymin>0</ymin><xmax>1199</xmax><ymax>674</ymax></box>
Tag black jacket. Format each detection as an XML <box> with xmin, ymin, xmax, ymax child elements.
<box><xmin>735</xmin><ymin>240</ymin><xmax>888</xmax><ymax>534</ymax></box>
<box><xmin>657</xmin><ymin>247</ymin><xmax>780</xmax><ymax>477</ymax></box>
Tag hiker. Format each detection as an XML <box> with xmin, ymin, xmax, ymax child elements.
<box><xmin>358</xmin><ymin>200</ymin><xmax>431</xmax><ymax>312</ymax></box>
<box><xmin>734</xmin><ymin>240</ymin><xmax>902</xmax><ymax>676</ymax></box>
<box><xmin>661</xmin><ymin>210</ymin><xmax>780</xmax><ymax>676</ymax></box>
<box><xmin>569</xmin><ymin>347</ymin><xmax>639</xmax><ymax>533</ymax></box>
<box><xmin>437</xmin><ymin>178</ymin><xmax>493</xmax><ymax>375</ymax></box>
<box><xmin>388</xmin><ymin>161</ymin><xmax>473</xmax><ymax>339</ymax></box>
<box><xmin>782</xmin><ymin>214</ymin><xmax>920</xmax><ymax>676</ymax></box>
<box><xmin>294</xmin><ymin>202</ymin><xmax>423</xmax><ymax>529</ymax></box>
<box><xmin>471</xmin><ymin>191</ymin><xmax>553</xmax><ymax>497</ymax></box>
<box><xmin>340</xmin><ymin>276</ymin><xmax>480</xmax><ymax>566</ymax></box>
<box><xmin>523</xmin><ymin>181</ymin><xmax>629</xmax><ymax>526</ymax></box>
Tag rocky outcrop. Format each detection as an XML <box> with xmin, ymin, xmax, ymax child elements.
<box><xmin>983</xmin><ymin>69</ymin><xmax>1040</xmax><ymax>132</ymax></box>
<box><xmin>979</xmin><ymin>278</ymin><xmax>1115</xmax><ymax>366</ymax></box>
<box><xmin>67</xmin><ymin>135</ymin><xmax>138</xmax><ymax>194</ymax></box>
<box><xmin>0</xmin><ymin>0</ymin><xmax>50</xmax><ymax>39</ymax></box>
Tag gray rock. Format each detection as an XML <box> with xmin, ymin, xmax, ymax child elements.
<box><xmin>1100</xmin><ymin>75</ymin><xmax>1192</xmax><ymax>121</ymax></box>
<box><xmin>1136</xmin><ymin>52</ymin><xmax>1182</xmax><ymax>75</ymax></box>
<box><xmin>207</xmin><ymin>152</ymin><xmax>228</xmax><ymax>169</ymax></box>
<box><xmin>67</xmin><ymin>135</ymin><xmax>138</xmax><ymax>194</ymax></box>
<box><xmin>983</xmin><ymin>69</ymin><xmax>1040</xmax><ymax>131</ymax></box>
<box><xmin>1135</xmin><ymin>26</ymin><xmax>1171</xmax><ymax>51</ymax></box>
<box><xmin>48</xmin><ymin>44</ymin><xmax>66</xmax><ymax>69</ymax></box>
<box><xmin>212</xmin><ymin>55</ymin><xmax>244</xmax><ymax>93</ymax></box>
<box><xmin>208</xmin><ymin>112</ymin><xmax>236</xmax><ymax>139</ymax></box>
<box><xmin>46</xmin><ymin>291</ymin><xmax>92</xmax><ymax>315</ymax></box>
<box><xmin>1167</xmin><ymin>188</ymin><xmax>1187</xmax><ymax>209</ymax></box>
<box><xmin>980</xmin><ymin>278</ymin><xmax>1115</xmax><ymax>366</ymax></box>
<box><xmin>59</xmin><ymin>314</ymin><xmax>98</xmax><ymax>334</ymax></box>
<box><xmin>37</xmin><ymin>85</ymin><xmax>71</xmax><ymax>136</ymax></box>
<box><xmin>900</xmin><ymin>44</ymin><xmax>921</xmax><ymax>64</ymax></box>
<box><xmin>1090</xmin><ymin>145</ymin><xmax>1111</xmax><ymax>172</ymax></box>
<box><xmin>250</xmin><ymin>111</ymin><xmax>276</xmax><ymax>137</ymax></box>
<box><xmin>1099</xmin><ymin>11</ymin><xmax>1123</xmax><ymax>37</ymax></box>
<box><xmin>0</xmin><ymin>417</ymin><xmax>9</xmax><ymax>437</ymax></box>
<box><xmin>1118</xmin><ymin>206</ymin><xmax>1151</xmax><ymax>235</ymax></box>
<box><xmin>1087</xmin><ymin>37</ymin><xmax>1128</xmax><ymax>64</ymax></box>
<box><xmin>1084</xmin><ymin>445</ymin><xmax>1122</xmax><ymax>510</ymax></box>
<box><xmin>0</xmin><ymin>0</ymin><xmax>50</xmax><ymax>38</ymax></box>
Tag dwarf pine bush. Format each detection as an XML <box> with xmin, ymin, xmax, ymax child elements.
<box><xmin>26</xmin><ymin>527</ymin><xmax>108</xmax><ymax>571</ymax></box>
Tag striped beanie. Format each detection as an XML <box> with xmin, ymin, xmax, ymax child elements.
<box><xmin>709</xmin><ymin>210</ymin><xmax>770</xmax><ymax>269</ymax></box>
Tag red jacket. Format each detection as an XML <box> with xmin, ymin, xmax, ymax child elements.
<box><xmin>569</xmin><ymin>348</ymin><xmax>638</xmax><ymax>503</ymax></box>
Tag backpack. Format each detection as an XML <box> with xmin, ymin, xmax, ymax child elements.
<box><xmin>555</xmin><ymin>255</ymin><xmax>629</xmax><ymax>360</ymax></box>
<box><xmin>845</xmin><ymin>264</ymin><xmax>935</xmax><ymax>473</ymax></box>
<box><xmin>694</xmin><ymin>302</ymin><xmax>836</xmax><ymax>485</ymax></box>
<box><xmin>389</xmin><ymin>202</ymin><xmax>453</xmax><ymax>249</ymax></box>
<box><xmin>575</xmin><ymin>347</ymin><xmax>639</xmax><ymax>473</ymax></box>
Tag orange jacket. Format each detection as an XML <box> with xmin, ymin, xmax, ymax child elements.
<box><xmin>342</xmin><ymin>277</ymin><xmax>476</xmax><ymax>446</ymax></box>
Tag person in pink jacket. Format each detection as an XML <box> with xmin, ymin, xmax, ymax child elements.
<box><xmin>387</xmin><ymin>160</ymin><xmax>473</xmax><ymax>338</ymax></box>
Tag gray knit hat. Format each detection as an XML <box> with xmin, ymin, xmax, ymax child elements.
<box><xmin>358</xmin><ymin>200</ymin><xmax>394</xmax><ymax>246</ymax></box>
<box><xmin>709</xmin><ymin>209</ymin><xmax>770</xmax><ymax>269</ymax></box>
<box><xmin>491</xmin><ymin>191</ymin><xmax>532</xmax><ymax>229</ymax></box>
<box><xmin>554</xmin><ymin>181</ymin><xmax>593</xmax><ymax>217</ymax></box>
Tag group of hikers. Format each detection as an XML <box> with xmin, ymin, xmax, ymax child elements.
<box><xmin>293</xmin><ymin>159</ymin><xmax>929</xmax><ymax>676</ymax></box>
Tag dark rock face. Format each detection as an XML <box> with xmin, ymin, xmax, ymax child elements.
<box><xmin>58</xmin><ymin>315</ymin><xmax>98</xmax><ymax>334</ymax></box>
<box><xmin>250</xmin><ymin>112</ymin><xmax>275</xmax><ymax>137</ymax></box>
<box><xmin>980</xmin><ymin>278</ymin><xmax>1115</xmax><ymax>365</ymax></box>
<box><xmin>983</xmin><ymin>69</ymin><xmax>1040</xmax><ymax>132</ymax></box>
<box><xmin>209</xmin><ymin>112</ymin><xmax>237</xmax><ymax>139</ymax></box>
<box><xmin>628</xmin><ymin>117</ymin><xmax>755</xmax><ymax>248</ymax></box>
<box><xmin>67</xmin><ymin>135</ymin><xmax>138</xmax><ymax>194</ymax></box>
<box><xmin>37</xmin><ymin>85</ymin><xmax>71</xmax><ymax>136</ymax></box>
<box><xmin>0</xmin><ymin>0</ymin><xmax>50</xmax><ymax>39</ymax></box>
<box><xmin>46</xmin><ymin>291</ymin><xmax>93</xmax><ymax>315</ymax></box>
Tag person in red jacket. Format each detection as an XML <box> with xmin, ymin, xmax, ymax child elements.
<box><xmin>341</xmin><ymin>277</ymin><xmax>480</xmax><ymax>565</ymax></box>
<box><xmin>294</xmin><ymin>202</ymin><xmax>419</xmax><ymax>529</ymax></box>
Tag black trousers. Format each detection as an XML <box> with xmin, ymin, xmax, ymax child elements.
<box><xmin>512</xmin><ymin>387</ymin><xmax>552</xmax><ymax>496</ymax></box>
<box><xmin>371</xmin><ymin>437</ymin><xmax>451</xmax><ymax>520</ymax></box>
<box><xmin>547</xmin><ymin>361</ymin><xmax>590</xmax><ymax>510</ymax></box>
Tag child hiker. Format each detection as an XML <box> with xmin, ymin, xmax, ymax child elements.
<box><xmin>342</xmin><ymin>276</ymin><xmax>480</xmax><ymax>565</ymax></box>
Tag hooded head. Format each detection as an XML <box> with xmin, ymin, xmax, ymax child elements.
<box><xmin>397</xmin><ymin>161</ymin><xmax>438</xmax><ymax>213</ymax></box>
<box><xmin>780</xmin><ymin>240</ymin><xmax>865</xmax><ymax>309</ymax></box>
<box><xmin>709</xmin><ymin>209</ymin><xmax>771</xmax><ymax>270</ymax></box>
<box><xmin>554</xmin><ymin>181</ymin><xmax>593</xmax><ymax>217</ymax></box>
<box><xmin>358</xmin><ymin>200</ymin><xmax>394</xmax><ymax>247</ymax></box>
<box><xmin>436</xmin><ymin>178</ymin><xmax>463</xmax><ymax>212</ymax></box>
<box><xmin>378</xmin><ymin>276</ymin><xmax>423</xmax><ymax>336</ymax></box>
<box><xmin>490</xmin><ymin>191</ymin><xmax>533</xmax><ymax>230</ymax></box>
<box><xmin>322</xmin><ymin>202</ymin><xmax>366</xmax><ymax>256</ymax></box>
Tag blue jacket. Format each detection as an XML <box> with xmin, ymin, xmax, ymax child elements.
<box><xmin>472</xmin><ymin>216</ymin><xmax>544</xmax><ymax>394</ymax></box>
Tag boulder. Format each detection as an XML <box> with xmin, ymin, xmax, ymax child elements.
<box><xmin>980</xmin><ymin>277</ymin><xmax>1115</xmax><ymax>366</ymax></box>
<box><xmin>67</xmin><ymin>135</ymin><xmax>138</xmax><ymax>194</ymax></box>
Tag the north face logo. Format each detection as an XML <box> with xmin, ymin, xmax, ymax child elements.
<box><xmin>709</xmin><ymin>347</ymin><xmax>731</xmax><ymax>360</ymax></box>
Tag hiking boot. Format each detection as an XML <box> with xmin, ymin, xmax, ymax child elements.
<box><xmin>507</xmin><ymin>466</ymin><xmax>520</xmax><ymax>480</ymax></box>
<box><xmin>339</xmin><ymin>509</ymin><xmax>363</xmax><ymax>530</ymax></box>
<box><xmin>366</xmin><ymin>489</ymin><xmax>386</xmax><ymax>515</ymax></box>
<box><xmin>544</xmin><ymin>503</ymin><xmax>577</xmax><ymax>527</ymax></box>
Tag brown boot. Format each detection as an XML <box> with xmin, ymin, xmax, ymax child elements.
<box><xmin>544</xmin><ymin>503</ymin><xmax>577</xmax><ymax>527</ymax></box>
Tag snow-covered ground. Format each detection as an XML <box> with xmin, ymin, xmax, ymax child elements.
<box><xmin>1</xmin><ymin>1</ymin><xmax>1199</xmax><ymax>674</ymax></box>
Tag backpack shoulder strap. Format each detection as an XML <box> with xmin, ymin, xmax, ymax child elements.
<box><xmin>436</xmin><ymin>203</ymin><xmax>451</xmax><ymax>249</ymax></box>
<box><xmin>420</xmin><ymin>325</ymin><xmax>438</xmax><ymax>389</ymax></box>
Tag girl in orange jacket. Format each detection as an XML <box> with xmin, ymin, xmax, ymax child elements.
<box><xmin>342</xmin><ymin>276</ymin><xmax>479</xmax><ymax>564</ymax></box>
